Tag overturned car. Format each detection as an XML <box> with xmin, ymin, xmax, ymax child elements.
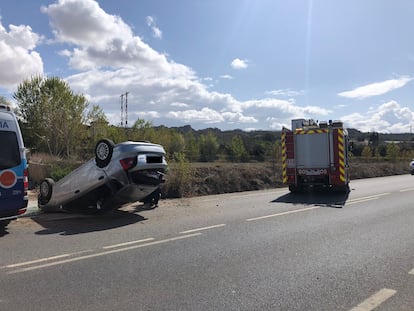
<box><xmin>38</xmin><ymin>139</ymin><xmax>167</xmax><ymax>213</ymax></box>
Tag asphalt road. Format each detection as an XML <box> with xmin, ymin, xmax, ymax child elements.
<box><xmin>1</xmin><ymin>175</ymin><xmax>414</xmax><ymax>311</ymax></box>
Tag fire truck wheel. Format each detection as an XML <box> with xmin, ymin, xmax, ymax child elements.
<box><xmin>289</xmin><ymin>185</ymin><xmax>302</xmax><ymax>193</ymax></box>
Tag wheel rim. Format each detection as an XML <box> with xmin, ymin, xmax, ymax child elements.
<box><xmin>96</xmin><ymin>143</ymin><xmax>109</xmax><ymax>160</ymax></box>
<box><xmin>40</xmin><ymin>182</ymin><xmax>49</xmax><ymax>197</ymax></box>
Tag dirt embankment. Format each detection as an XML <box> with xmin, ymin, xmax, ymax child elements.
<box><xmin>162</xmin><ymin>160</ymin><xmax>411</xmax><ymax>198</ymax></box>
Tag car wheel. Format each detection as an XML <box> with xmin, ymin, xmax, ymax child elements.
<box><xmin>95</xmin><ymin>139</ymin><xmax>114</xmax><ymax>168</ymax></box>
<box><xmin>39</xmin><ymin>178</ymin><xmax>54</xmax><ymax>205</ymax></box>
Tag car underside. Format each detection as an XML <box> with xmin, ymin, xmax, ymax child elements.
<box><xmin>38</xmin><ymin>139</ymin><xmax>167</xmax><ymax>214</ymax></box>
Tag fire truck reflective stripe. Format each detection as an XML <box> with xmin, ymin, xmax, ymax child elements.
<box><xmin>281</xmin><ymin>132</ymin><xmax>288</xmax><ymax>183</ymax></box>
<box><xmin>337</xmin><ymin>129</ymin><xmax>346</xmax><ymax>182</ymax></box>
<box><xmin>294</xmin><ymin>129</ymin><xmax>329</xmax><ymax>135</ymax></box>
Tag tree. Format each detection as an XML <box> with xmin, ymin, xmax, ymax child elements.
<box><xmin>167</xmin><ymin>132</ymin><xmax>186</xmax><ymax>157</ymax></box>
<box><xmin>130</xmin><ymin>118</ymin><xmax>155</xmax><ymax>142</ymax></box>
<box><xmin>14</xmin><ymin>76</ymin><xmax>88</xmax><ymax>158</ymax></box>
<box><xmin>386</xmin><ymin>143</ymin><xmax>400</xmax><ymax>162</ymax></box>
<box><xmin>87</xmin><ymin>105</ymin><xmax>109</xmax><ymax>144</ymax></box>
<box><xmin>199</xmin><ymin>132</ymin><xmax>219</xmax><ymax>162</ymax></box>
<box><xmin>361</xmin><ymin>146</ymin><xmax>372</xmax><ymax>159</ymax></box>
<box><xmin>229</xmin><ymin>135</ymin><xmax>248</xmax><ymax>162</ymax></box>
<box><xmin>184</xmin><ymin>131</ymin><xmax>199</xmax><ymax>162</ymax></box>
<box><xmin>87</xmin><ymin>105</ymin><xmax>108</xmax><ymax>125</ymax></box>
<box><xmin>0</xmin><ymin>95</ymin><xmax>11</xmax><ymax>106</ymax></box>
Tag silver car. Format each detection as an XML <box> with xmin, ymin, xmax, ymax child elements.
<box><xmin>38</xmin><ymin>139</ymin><xmax>167</xmax><ymax>213</ymax></box>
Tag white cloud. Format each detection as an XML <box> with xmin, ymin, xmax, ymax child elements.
<box><xmin>241</xmin><ymin>98</ymin><xmax>331</xmax><ymax>116</ymax></box>
<box><xmin>146</xmin><ymin>16</ymin><xmax>162</xmax><ymax>39</ymax></box>
<box><xmin>338</xmin><ymin>76</ymin><xmax>413</xmax><ymax>99</ymax></box>
<box><xmin>170</xmin><ymin>102</ymin><xmax>189</xmax><ymax>108</ymax></box>
<box><xmin>266</xmin><ymin>118</ymin><xmax>290</xmax><ymax>130</ymax></box>
<box><xmin>42</xmin><ymin>0</ymin><xmax>132</xmax><ymax>48</ymax></box>
<box><xmin>231</xmin><ymin>58</ymin><xmax>248</xmax><ymax>69</ymax></box>
<box><xmin>167</xmin><ymin>108</ymin><xmax>225</xmax><ymax>124</ymax></box>
<box><xmin>0</xmin><ymin>20</ymin><xmax>43</xmax><ymax>88</ymax></box>
<box><xmin>133</xmin><ymin>110</ymin><xmax>160</xmax><ymax>119</ymax></box>
<box><xmin>220</xmin><ymin>74</ymin><xmax>233</xmax><ymax>80</ymax></box>
<box><xmin>167</xmin><ymin>108</ymin><xmax>258</xmax><ymax>125</ymax></box>
<box><xmin>265</xmin><ymin>88</ymin><xmax>304</xmax><ymax>97</ymax></box>
<box><xmin>40</xmin><ymin>0</ymin><xmax>333</xmax><ymax>131</ymax></box>
<box><xmin>43</xmin><ymin>0</ymin><xmax>176</xmax><ymax>73</ymax></box>
<box><xmin>341</xmin><ymin>100</ymin><xmax>414</xmax><ymax>133</ymax></box>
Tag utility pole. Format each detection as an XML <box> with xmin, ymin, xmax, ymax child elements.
<box><xmin>120</xmin><ymin>92</ymin><xmax>129</xmax><ymax>127</ymax></box>
<box><xmin>125</xmin><ymin>92</ymin><xmax>128</xmax><ymax>127</ymax></box>
<box><xmin>120</xmin><ymin>94</ymin><xmax>124</xmax><ymax>127</ymax></box>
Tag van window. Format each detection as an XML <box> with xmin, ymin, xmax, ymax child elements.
<box><xmin>0</xmin><ymin>131</ymin><xmax>21</xmax><ymax>170</ymax></box>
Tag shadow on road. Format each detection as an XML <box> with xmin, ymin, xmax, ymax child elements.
<box><xmin>32</xmin><ymin>209</ymin><xmax>147</xmax><ymax>236</ymax></box>
<box><xmin>272</xmin><ymin>189</ymin><xmax>350</xmax><ymax>208</ymax></box>
<box><xmin>0</xmin><ymin>226</ymin><xmax>9</xmax><ymax>237</ymax></box>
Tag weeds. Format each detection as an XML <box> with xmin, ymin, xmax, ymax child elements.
<box><xmin>163</xmin><ymin>152</ymin><xmax>194</xmax><ymax>198</ymax></box>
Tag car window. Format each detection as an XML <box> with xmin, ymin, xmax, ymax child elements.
<box><xmin>0</xmin><ymin>131</ymin><xmax>20</xmax><ymax>170</ymax></box>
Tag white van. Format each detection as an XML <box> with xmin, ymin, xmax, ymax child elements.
<box><xmin>0</xmin><ymin>104</ymin><xmax>28</xmax><ymax>227</ymax></box>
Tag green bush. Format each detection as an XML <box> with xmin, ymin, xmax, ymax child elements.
<box><xmin>163</xmin><ymin>152</ymin><xmax>194</xmax><ymax>198</ymax></box>
<box><xmin>50</xmin><ymin>164</ymin><xmax>73</xmax><ymax>181</ymax></box>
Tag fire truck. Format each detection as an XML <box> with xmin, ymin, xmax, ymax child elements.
<box><xmin>281</xmin><ymin>119</ymin><xmax>350</xmax><ymax>192</ymax></box>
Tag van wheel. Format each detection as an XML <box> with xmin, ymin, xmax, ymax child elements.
<box><xmin>39</xmin><ymin>178</ymin><xmax>54</xmax><ymax>205</ymax></box>
<box><xmin>95</xmin><ymin>139</ymin><xmax>114</xmax><ymax>168</ymax></box>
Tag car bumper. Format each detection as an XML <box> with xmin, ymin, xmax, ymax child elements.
<box><xmin>114</xmin><ymin>170</ymin><xmax>164</xmax><ymax>202</ymax></box>
<box><xmin>114</xmin><ymin>183</ymin><xmax>159</xmax><ymax>203</ymax></box>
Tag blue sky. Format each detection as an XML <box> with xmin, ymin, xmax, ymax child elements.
<box><xmin>1</xmin><ymin>0</ymin><xmax>414</xmax><ymax>132</ymax></box>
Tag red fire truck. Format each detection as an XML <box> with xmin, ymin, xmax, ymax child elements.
<box><xmin>281</xmin><ymin>119</ymin><xmax>350</xmax><ymax>192</ymax></box>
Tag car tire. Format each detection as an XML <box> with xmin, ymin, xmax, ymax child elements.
<box><xmin>38</xmin><ymin>178</ymin><xmax>54</xmax><ymax>205</ymax></box>
<box><xmin>95</xmin><ymin>139</ymin><xmax>114</xmax><ymax>168</ymax></box>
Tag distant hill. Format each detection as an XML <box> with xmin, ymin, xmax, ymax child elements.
<box><xmin>162</xmin><ymin>125</ymin><xmax>414</xmax><ymax>144</ymax></box>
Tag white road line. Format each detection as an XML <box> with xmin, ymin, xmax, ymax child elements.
<box><xmin>409</xmin><ymin>268</ymin><xmax>414</xmax><ymax>275</ymax></box>
<box><xmin>346</xmin><ymin>198</ymin><xmax>380</xmax><ymax>205</ymax></box>
<box><xmin>399</xmin><ymin>187</ymin><xmax>414</xmax><ymax>192</ymax></box>
<box><xmin>246</xmin><ymin>206</ymin><xmax>320</xmax><ymax>222</ymax></box>
<box><xmin>102</xmin><ymin>238</ymin><xmax>155</xmax><ymax>249</ymax></box>
<box><xmin>347</xmin><ymin>193</ymin><xmax>390</xmax><ymax>203</ymax></box>
<box><xmin>1</xmin><ymin>250</ymin><xmax>94</xmax><ymax>269</ymax></box>
<box><xmin>7</xmin><ymin>233</ymin><xmax>202</xmax><ymax>274</ymax></box>
<box><xmin>180</xmin><ymin>224</ymin><xmax>226</xmax><ymax>234</ymax></box>
<box><xmin>346</xmin><ymin>193</ymin><xmax>390</xmax><ymax>205</ymax></box>
<box><xmin>349</xmin><ymin>288</ymin><xmax>396</xmax><ymax>311</ymax></box>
